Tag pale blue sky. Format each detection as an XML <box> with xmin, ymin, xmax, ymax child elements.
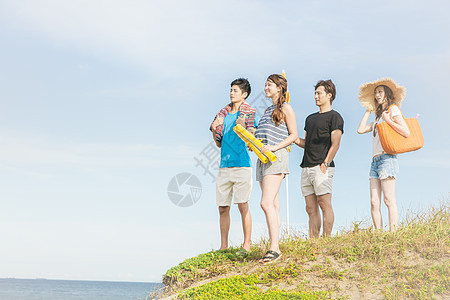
<box><xmin>0</xmin><ymin>0</ymin><xmax>448</xmax><ymax>282</ymax></box>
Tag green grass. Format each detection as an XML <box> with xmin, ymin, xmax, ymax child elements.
<box><xmin>177</xmin><ymin>274</ymin><xmax>339</xmax><ymax>300</ymax></box>
<box><xmin>383</xmin><ymin>262</ymin><xmax>450</xmax><ymax>299</ymax></box>
<box><xmin>159</xmin><ymin>202</ymin><xmax>449</xmax><ymax>299</ymax></box>
<box><xmin>163</xmin><ymin>247</ymin><xmax>257</xmax><ymax>288</ymax></box>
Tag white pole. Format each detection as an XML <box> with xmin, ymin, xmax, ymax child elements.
<box><xmin>286</xmin><ymin>174</ymin><xmax>290</xmax><ymax>236</ymax></box>
<box><xmin>281</xmin><ymin>69</ymin><xmax>290</xmax><ymax>237</ymax></box>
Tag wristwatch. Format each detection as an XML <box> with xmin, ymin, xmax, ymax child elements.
<box><xmin>323</xmin><ymin>162</ymin><xmax>331</xmax><ymax>167</ymax></box>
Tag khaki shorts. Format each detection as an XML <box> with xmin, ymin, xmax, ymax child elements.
<box><xmin>301</xmin><ymin>165</ymin><xmax>335</xmax><ymax>196</ymax></box>
<box><xmin>216</xmin><ymin>167</ymin><xmax>252</xmax><ymax>206</ymax></box>
<box><xmin>256</xmin><ymin>148</ymin><xmax>289</xmax><ymax>182</ymax></box>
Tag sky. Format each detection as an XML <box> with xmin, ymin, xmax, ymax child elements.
<box><xmin>0</xmin><ymin>0</ymin><xmax>449</xmax><ymax>283</ymax></box>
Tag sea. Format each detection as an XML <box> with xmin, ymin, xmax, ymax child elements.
<box><xmin>0</xmin><ymin>278</ymin><xmax>163</xmax><ymax>300</ymax></box>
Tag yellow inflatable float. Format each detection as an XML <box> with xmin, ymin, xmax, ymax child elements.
<box><xmin>233</xmin><ymin>124</ymin><xmax>277</xmax><ymax>164</ymax></box>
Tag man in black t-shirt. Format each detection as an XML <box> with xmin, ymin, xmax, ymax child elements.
<box><xmin>295</xmin><ymin>80</ymin><xmax>344</xmax><ymax>238</ymax></box>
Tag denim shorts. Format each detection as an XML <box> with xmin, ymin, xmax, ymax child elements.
<box><xmin>369</xmin><ymin>154</ymin><xmax>399</xmax><ymax>180</ymax></box>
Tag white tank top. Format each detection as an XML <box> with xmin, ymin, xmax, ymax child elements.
<box><xmin>372</xmin><ymin>105</ymin><xmax>401</xmax><ymax>157</ymax></box>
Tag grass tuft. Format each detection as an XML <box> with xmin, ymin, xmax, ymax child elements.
<box><xmin>159</xmin><ymin>202</ymin><xmax>449</xmax><ymax>299</ymax></box>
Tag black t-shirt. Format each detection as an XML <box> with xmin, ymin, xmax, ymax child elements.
<box><xmin>300</xmin><ymin>110</ymin><xmax>344</xmax><ymax>168</ymax></box>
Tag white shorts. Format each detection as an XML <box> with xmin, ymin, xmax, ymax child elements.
<box><xmin>301</xmin><ymin>165</ymin><xmax>335</xmax><ymax>196</ymax></box>
<box><xmin>216</xmin><ymin>167</ymin><xmax>252</xmax><ymax>206</ymax></box>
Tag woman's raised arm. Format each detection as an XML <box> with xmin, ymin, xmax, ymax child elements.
<box><xmin>357</xmin><ymin>110</ymin><xmax>373</xmax><ymax>134</ymax></box>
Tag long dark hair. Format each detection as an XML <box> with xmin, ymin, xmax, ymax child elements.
<box><xmin>267</xmin><ymin>74</ymin><xmax>288</xmax><ymax>126</ymax></box>
<box><xmin>375</xmin><ymin>85</ymin><xmax>395</xmax><ymax>120</ymax></box>
<box><xmin>373</xmin><ymin>85</ymin><xmax>395</xmax><ymax>137</ymax></box>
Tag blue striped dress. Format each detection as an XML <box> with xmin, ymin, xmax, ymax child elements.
<box><xmin>255</xmin><ymin>104</ymin><xmax>289</xmax><ymax>146</ymax></box>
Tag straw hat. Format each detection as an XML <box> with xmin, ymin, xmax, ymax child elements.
<box><xmin>358</xmin><ymin>78</ymin><xmax>406</xmax><ymax>112</ymax></box>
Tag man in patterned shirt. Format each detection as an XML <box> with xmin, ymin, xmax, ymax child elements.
<box><xmin>210</xmin><ymin>78</ymin><xmax>258</xmax><ymax>254</ymax></box>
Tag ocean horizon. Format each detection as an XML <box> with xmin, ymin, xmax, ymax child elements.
<box><xmin>0</xmin><ymin>278</ymin><xmax>163</xmax><ymax>300</ymax></box>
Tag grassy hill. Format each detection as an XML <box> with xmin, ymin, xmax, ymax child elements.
<box><xmin>155</xmin><ymin>203</ymin><xmax>449</xmax><ymax>299</ymax></box>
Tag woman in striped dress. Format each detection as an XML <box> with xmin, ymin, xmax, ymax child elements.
<box><xmin>255</xmin><ymin>74</ymin><xmax>298</xmax><ymax>263</ymax></box>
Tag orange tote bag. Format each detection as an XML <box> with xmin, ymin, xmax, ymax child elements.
<box><xmin>376</xmin><ymin>107</ymin><xmax>424</xmax><ymax>154</ymax></box>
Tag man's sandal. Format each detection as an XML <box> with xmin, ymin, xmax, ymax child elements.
<box><xmin>259</xmin><ymin>250</ymin><xmax>282</xmax><ymax>264</ymax></box>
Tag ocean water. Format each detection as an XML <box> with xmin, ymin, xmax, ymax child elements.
<box><xmin>0</xmin><ymin>278</ymin><xmax>163</xmax><ymax>300</ymax></box>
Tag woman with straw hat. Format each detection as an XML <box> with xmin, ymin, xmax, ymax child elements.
<box><xmin>357</xmin><ymin>78</ymin><xmax>410</xmax><ymax>231</ymax></box>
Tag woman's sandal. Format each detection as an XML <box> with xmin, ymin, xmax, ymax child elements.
<box><xmin>259</xmin><ymin>250</ymin><xmax>282</xmax><ymax>264</ymax></box>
